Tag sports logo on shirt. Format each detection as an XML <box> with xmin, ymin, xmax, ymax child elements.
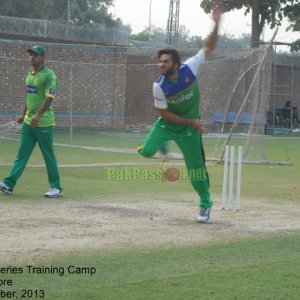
<box><xmin>48</xmin><ymin>88</ymin><xmax>56</xmax><ymax>96</ymax></box>
<box><xmin>26</xmin><ymin>85</ymin><xmax>38</xmax><ymax>94</ymax></box>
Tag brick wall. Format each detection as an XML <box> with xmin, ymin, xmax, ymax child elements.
<box><xmin>1</xmin><ymin>39</ymin><xmax>299</xmax><ymax>130</ymax></box>
<box><xmin>0</xmin><ymin>39</ymin><xmax>128</xmax><ymax>128</ymax></box>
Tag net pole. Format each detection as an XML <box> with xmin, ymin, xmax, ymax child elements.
<box><xmin>217</xmin><ymin>27</ymin><xmax>279</xmax><ymax>163</ymax></box>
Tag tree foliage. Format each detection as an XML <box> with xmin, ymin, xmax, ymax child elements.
<box><xmin>130</xmin><ymin>29</ymin><xmax>150</xmax><ymax>42</ymax></box>
<box><xmin>200</xmin><ymin>0</ymin><xmax>298</xmax><ymax>47</ymax></box>
<box><xmin>0</xmin><ymin>0</ymin><xmax>119</xmax><ymax>28</ymax></box>
<box><xmin>284</xmin><ymin>2</ymin><xmax>300</xmax><ymax>31</ymax></box>
<box><xmin>283</xmin><ymin>2</ymin><xmax>300</xmax><ymax>51</ymax></box>
<box><xmin>130</xmin><ymin>26</ymin><xmax>251</xmax><ymax>49</ymax></box>
<box><xmin>71</xmin><ymin>0</ymin><xmax>116</xmax><ymax>27</ymax></box>
<box><xmin>129</xmin><ymin>26</ymin><xmax>166</xmax><ymax>42</ymax></box>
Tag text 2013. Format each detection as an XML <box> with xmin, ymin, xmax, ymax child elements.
<box><xmin>21</xmin><ymin>290</ymin><xmax>45</xmax><ymax>298</ymax></box>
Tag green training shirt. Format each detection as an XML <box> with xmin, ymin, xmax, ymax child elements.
<box><xmin>24</xmin><ymin>66</ymin><xmax>58</xmax><ymax>127</ymax></box>
<box><xmin>153</xmin><ymin>49</ymin><xmax>205</xmax><ymax>134</ymax></box>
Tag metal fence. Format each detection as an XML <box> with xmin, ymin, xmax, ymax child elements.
<box><xmin>0</xmin><ymin>15</ymin><xmax>129</xmax><ymax>45</ymax></box>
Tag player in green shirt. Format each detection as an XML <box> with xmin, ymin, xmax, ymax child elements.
<box><xmin>0</xmin><ymin>45</ymin><xmax>63</xmax><ymax>198</ymax></box>
<box><xmin>138</xmin><ymin>5</ymin><xmax>223</xmax><ymax>222</ymax></box>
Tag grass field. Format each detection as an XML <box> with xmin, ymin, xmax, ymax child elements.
<box><xmin>0</xmin><ymin>133</ymin><xmax>300</xmax><ymax>299</ymax></box>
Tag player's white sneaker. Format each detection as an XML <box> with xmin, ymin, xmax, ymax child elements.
<box><xmin>44</xmin><ymin>188</ymin><xmax>63</xmax><ymax>198</ymax></box>
<box><xmin>198</xmin><ymin>207</ymin><xmax>211</xmax><ymax>223</ymax></box>
<box><xmin>0</xmin><ymin>181</ymin><xmax>13</xmax><ymax>195</ymax></box>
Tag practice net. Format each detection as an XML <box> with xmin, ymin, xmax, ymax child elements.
<box><xmin>0</xmin><ymin>38</ymin><xmax>291</xmax><ymax>164</ymax></box>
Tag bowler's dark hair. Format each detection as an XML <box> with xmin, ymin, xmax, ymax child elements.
<box><xmin>157</xmin><ymin>49</ymin><xmax>181</xmax><ymax>66</ymax></box>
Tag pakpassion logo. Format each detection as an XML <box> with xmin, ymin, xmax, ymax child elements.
<box><xmin>105</xmin><ymin>166</ymin><xmax>207</xmax><ymax>182</ymax></box>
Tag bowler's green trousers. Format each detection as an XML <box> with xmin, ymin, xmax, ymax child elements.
<box><xmin>3</xmin><ymin>122</ymin><xmax>62</xmax><ymax>191</ymax></box>
<box><xmin>138</xmin><ymin>118</ymin><xmax>212</xmax><ymax>208</ymax></box>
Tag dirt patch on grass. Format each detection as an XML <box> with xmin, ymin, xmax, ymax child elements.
<box><xmin>0</xmin><ymin>195</ymin><xmax>299</xmax><ymax>264</ymax></box>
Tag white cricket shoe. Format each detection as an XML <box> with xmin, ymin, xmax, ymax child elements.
<box><xmin>198</xmin><ymin>207</ymin><xmax>212</xmax><ymax>223</ymax></box>
<box><xmin>44</xmin><ymin>188</ymin><xmax>63</xmax><ymax>198</ymax></box>
<box><xmin>0</xmin><ymin>181</ymin><xmax>13</xmax><ymax>195</ymax></box>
